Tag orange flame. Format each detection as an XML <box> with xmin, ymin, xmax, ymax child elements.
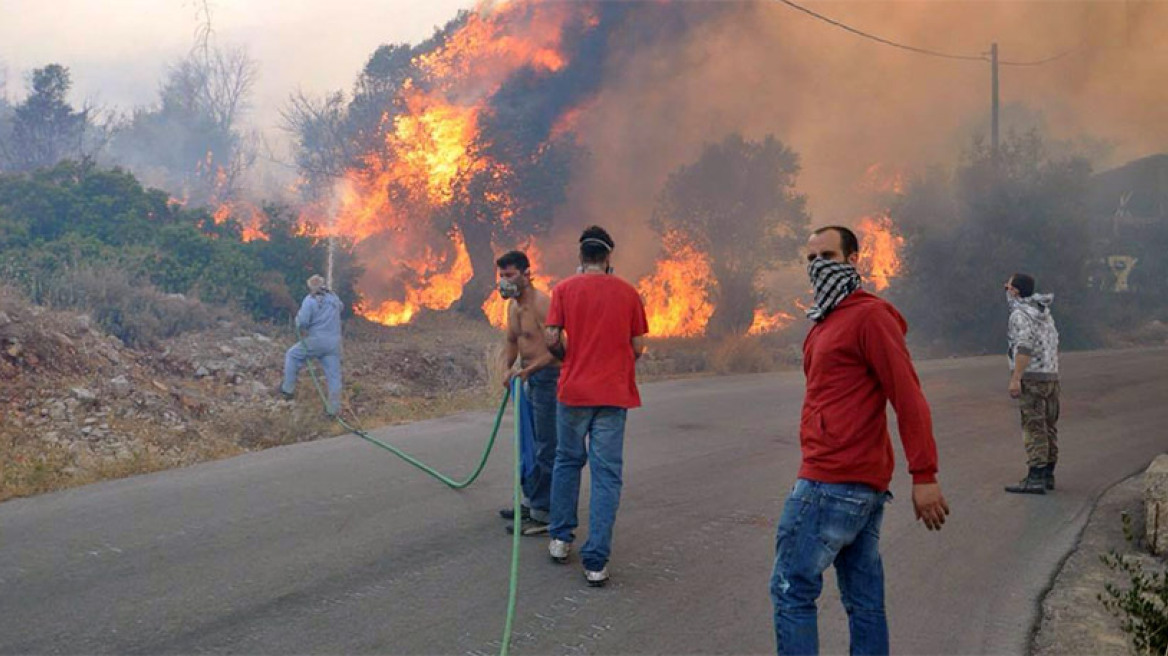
<box><xmin>326</xmin><ymin>1</ymin><xmax>594</xmax><ymax>325</ymax></box>
<box><xmin>637</xmin><ymin>231</ymin><xmax>715</xmax><ymax>338</ymax></box>
<box><xmin>748</xmin><ymin>307</ymin><xmax>795</xmax><ymax>335</ymax></box>
<box><xmin>211</xmin><ymin>199</ymin><xmax>267</xmax><ymax>242</ymax></box>
<box><xmin>360</xmin><ymin>228</ymin><xmax>475</xmax><ymax>325</ymax></box>
<box><xmin>857</xmin><ymin>214</ymin><xmax>904</xmax><ymax>292</ymax></box>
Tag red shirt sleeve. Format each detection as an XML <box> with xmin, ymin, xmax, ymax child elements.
<box><xmin>859</xmin><ymin>305</ymin><xmax>939</xmax><ymax>484</ymax></box>
<box><xmin>547</xmin><ymin>284</ymin><xmax>564</xmax><ymax>328</ymax></box>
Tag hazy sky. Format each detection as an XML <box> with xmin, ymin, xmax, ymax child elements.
<box><xmin>0</xmin><ymin>0</ymin><xmax>474</xmax><ymax>127</ymax></box>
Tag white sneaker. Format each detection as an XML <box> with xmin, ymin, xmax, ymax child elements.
<box><xmin>549</xmin><ymin>539</ymin><xmax>571</xmax><ymax>563</ymax></box>
<box><xmin>584</xmin><ymin>567</ymin><xmax>609</xmax><ymax>587</ymax></box>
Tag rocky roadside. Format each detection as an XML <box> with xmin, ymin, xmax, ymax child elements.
<box><xmin>1032</xmin><ymin>469</ymin><xmax>1167</xmax><ymax>656</ymax></box>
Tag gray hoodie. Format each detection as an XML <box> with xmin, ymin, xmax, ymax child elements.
<box><xmin>1007</xmin><ymin>293</ymin><xmax>1059</xmax><ymax>380</ymax></box>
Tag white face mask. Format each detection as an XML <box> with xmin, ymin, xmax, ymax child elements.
<box><xmin>577</xmin><ymin>263</ymin><xmax>613</xmax><ymax>274</ymax></box>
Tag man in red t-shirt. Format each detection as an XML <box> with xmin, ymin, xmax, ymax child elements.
<box><xmin>771</xmin><ymin>226</ymin><xmax>950</xmax><ymax>655</ymax></box>
<box><xmin>543</xmin><ymin>225</ymin><xmax>648</xmax><ymax>587</ymax></box>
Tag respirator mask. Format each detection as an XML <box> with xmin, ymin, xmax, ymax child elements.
<box><xmin>498</xmin><ymin>278</ymin><xmax>521</xmax><ymax>299</ymax></box>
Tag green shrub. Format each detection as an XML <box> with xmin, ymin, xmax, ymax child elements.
<box><xmin>1098</xmin><ymin>511</ymin><xmax>1168</xmax><ymax>656</ymax></box>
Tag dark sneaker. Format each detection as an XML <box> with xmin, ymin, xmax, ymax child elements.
<box><xmin>1044</xmin><ymin>464</ymin><xmax>1056</xmax><ymax>491</ymax></box>
<box><xmin>498</xmin><ymin>505</ymin><xmax>530</xmax><ymax>521</ymax></box>
<box><xmin>505</xmin><ymin>519</ymin><xmax>549</xmax><ymax>536</ymax></box>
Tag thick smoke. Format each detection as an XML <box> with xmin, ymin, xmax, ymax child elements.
<box><xmin>552</xmin><ymin>1</ymin><xmax>1168</xmax><ymax>282</ymax></box>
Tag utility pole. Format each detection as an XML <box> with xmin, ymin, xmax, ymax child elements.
<box><xmin>991</xmin><ymin>42</ymin><xmax>999</xmax><ymax>161</ymax></box>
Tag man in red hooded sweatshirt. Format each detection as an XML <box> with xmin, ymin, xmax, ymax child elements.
<box><xmin>770</xmin><ymin>226</ymin><xmax>950</xmax><ymax>656</ymax></box>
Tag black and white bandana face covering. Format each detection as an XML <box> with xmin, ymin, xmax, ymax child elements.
<box><xmin>806</xmin><ymin>257</ymin><xmax>862</xmax><ymax>322</ymax></box>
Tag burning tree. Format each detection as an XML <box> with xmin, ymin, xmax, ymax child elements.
<box><xmin>287</xmin><ymin>2</ymin><xmax>712</xmax><ymax>326</ymax></box>
<box><xmin>650</xmin><ymin>134</ymin><xmax>809</xmax><ymax>336</ymax></box>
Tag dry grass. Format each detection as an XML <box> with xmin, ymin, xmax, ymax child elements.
<box><xmin>708</xmin><ymin>335</ymin><xmax>777</xmax><ymax>374</ymax></box>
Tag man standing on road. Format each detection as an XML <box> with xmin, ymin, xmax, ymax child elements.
<box><xmin>281</xmin><ymin>274</ymin><xmax>344</xmax><ymax>416</ymax></box>
<box><xmin>496</xmin><ymin>250</ymin><xmax>561</xmax><ymax>535</ymax></box>
<box><xmin>771</xmin><ymin>226</ymin><xmax>949</xmax><ymax>656</ymax></box>
<box><xmin>1003</xmin><ymin>273</ymin><xmax>1061</xmax><ymax>495</ymax></box>
<box><xmin>544</xmin><ymin>226</ymin><xmax>648</xmax><ymax>588</ymax></box>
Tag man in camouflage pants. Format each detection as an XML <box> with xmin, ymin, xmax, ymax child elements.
<box><xmin>1003</xmin><ymin>273</ymin><xmax>1060</xmax><ymax>495</ymax></box>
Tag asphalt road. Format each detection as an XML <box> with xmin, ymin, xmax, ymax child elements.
<box><xmin>2</xmin><ymin>348</ymin><xmax>1166</xmax><ymax>655</ymax></box>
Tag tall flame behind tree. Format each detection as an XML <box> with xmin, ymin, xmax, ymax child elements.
<box><xmin>286</xmin><ymin>1</ymin><xmax>676</xmax><ymax>324</ymax></box>
<box><xmin>646</xmin><ymin>133</ymin><xmax>810</xmax><ymax>337</ymax></box>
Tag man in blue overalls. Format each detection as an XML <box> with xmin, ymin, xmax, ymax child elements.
<box><xmin>281</xmin><ymin>274</ymin><xmax>344</xmax><ymax>415</ymax></box>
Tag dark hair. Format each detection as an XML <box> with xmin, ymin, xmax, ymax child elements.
<box><xmin>813</xmin><ymin>225</ymin><xmax>860</xmax><ymax>259</ymax></box>
<box><xmin>1011</xmin><ymin>273</ymin><xmax>1035</xmax><ymax>298</ymax></box>
<box><xmin>579</xmin><ymin>225</ymin><xmax>614</xmax><ymax>264</ymax></box>
<box><xmin>495</xmin><ymin>250</ymin><xmax>530</xmax><ymax>272</ymax></box>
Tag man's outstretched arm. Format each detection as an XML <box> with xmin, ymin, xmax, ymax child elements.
<box><xmin>861</xmin><ymin>307</ymin><xmax>950</xmax><ymax>531</ymax></box>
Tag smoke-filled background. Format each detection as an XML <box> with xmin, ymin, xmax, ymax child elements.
<box><xmin>2</xmin><ymin>0</ymin><xmax>1167</xmax><ymax>351</ymax></box>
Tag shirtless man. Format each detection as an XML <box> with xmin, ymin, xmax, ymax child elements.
<box><xmin>496</xmin><ymin>250</ymin><xmax>561</xmax><ymax>534</ymax></box>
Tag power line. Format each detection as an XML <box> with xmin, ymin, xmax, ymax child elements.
<box><xmin>999</xmin><ymin>45</ymin><xmax>1081</xmax><ymax>67</ymax></box>
<box><xmin>775</xmin><ymin>0</ymin><xmax>1079</xmax><ymax>67</ymax></box>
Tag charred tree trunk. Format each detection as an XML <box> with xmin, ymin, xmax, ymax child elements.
<box><xmin>452</xmin><ymin>221</ymin><xmax>493</xmax><ymax>322</ymax></box>
<box><xmin>709</xmin><ymin>267</ymin><xmax>759</xmax><ymax>336</ymax></box>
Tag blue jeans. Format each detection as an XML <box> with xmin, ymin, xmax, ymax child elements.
<box><xmin>548</xmin><ymin>404</ymin><xmax>627</xmax><ymax>571</ymax></box>
<box><xmin>282</xmin><ymin>342</ymin><xmax>341</xmax><ymax>414</ymax></box>
<box><xmin>523</xmin><ymin>368</ymin><xmax>560</xmax><ymax>522</ymax></box>
<box><xmin>771</xmin><ymin>479</ymin><xmax>891</xmax><ymax>656</ymax></box>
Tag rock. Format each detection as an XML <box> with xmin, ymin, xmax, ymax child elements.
<box><xmin>0</xmin><ymin>311</ymin><xmax>10</xmax><ymax>327</ymax></box>
<box><xmin>1144</xmin><ymin>454</ymin><xmax>1168</xmax><ymax>556</ymax></box>
<box><xmin>253</xmin><ymin>333</ymin><xmax>272</xmax><ymax>343</ymax></box>
<box><xmin>219</xmin><ymin>345</ymin><xmax>235</xmax><ymax>356</ymax></box>
<box><xmin>84</xmin><ymin>417</ymin><xmax>97</xmax><ymax>425</ymax></box>
<box><xmin>5</xmin><ymin>341</ymin><xmax>23</xmax><ymax>358</ymax></box>
<box><xmin>52</xmin><ymin>331</ymin><xmax>75</xmax><ymax>348</ymax></box>
<box><xmin>151</xmin><ymin>380</ymin><xmax>169</xmax><ymax>393</ymax></box>
<box><xmin>109</xmin><ymin>375</ymin><xmax>132</xmax><ymax>398</ymax></box>
<box><xmin>383</xmin><ymin>382</ymin><xmax>408</xmax><ymax>397</ymax></box>
<box><xmin>76</xmin><ymin>314</ymin><xmax>92</xmax><ymax>333</ymax></box>
<box><xmin>249</xmin><ymin>381</ymin><xmax>269</xmax><ymax>397</ymax></box>
<box><xmin>70</xmin><ymin>388</ymin><xmax>97</xmax><ymax>405</ymax></box>
<box><xmin>194</xmin><ymin>366</ymin><xmax>210</xmax><ymax>378</ymax></box>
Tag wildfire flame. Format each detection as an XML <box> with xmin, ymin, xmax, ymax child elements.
<box><xmin>637</xmin><ymin>231</ymin><xmax>715</xmax><ymax>338</ymax></box>
<box><xmin>748</xmin><ymin>307</ymin><xmax>795</xmax><ymax>335</ymax></box>
<box><xmin>312</xmin><ymin>1</ymin><xmax>590</xmax><ymax>327</ymax></box>
<box><xmin>359</xmin><ymin>228</ymin><xmax>475</xmax><ymax>325</ymax></box>
<box><xmin>211</xmin><ymin>200</ymin><xmax>267</xmax><ymax>242</ymax></box>
<box><xmin>857</xmin><ymin>214</ymin><xmax>904</xmax><ymax>292</ymax></box>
